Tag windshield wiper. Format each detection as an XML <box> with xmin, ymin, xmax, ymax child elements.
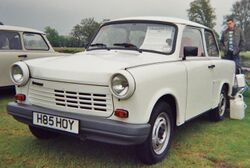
<box><xmin>89</xmin><ymin>43</ymin><xmax>110</xmax><ymax>50</ymax></box>
<box><xmin>113</xmin><ymin>43</ymin><xmax>142</xmax><ymax>53</ymax></box>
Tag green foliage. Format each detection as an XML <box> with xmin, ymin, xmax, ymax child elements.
<box><xmin>44</xmin><ymin>27</ymin><xmax>80</xmax><ymax>48</ymax></box>
<box><xmin>71</xmin><ymin>18</ymin><xmax>100</xmax><ymax>47</ymax></box>
<box><xmin>54</xmin><ymin>47</ymin><xmax>84</xmax><ymax>53</ymax></box>
<box><xmin>187</xmin><ymin>0</ymin><xmax>216</xmax><ymax>29</ymax></box>
<box><xmin>44</xmin><ymin>26</ymin><xmax>61</xmax><ymax>47</ymax></box>
<box><xmin>44</xmin><ymin>18</ymin><xmax>101</xmax><ymax>48</ymax></box>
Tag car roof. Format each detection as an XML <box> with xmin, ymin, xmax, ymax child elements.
<box><xmin>0</xmin><ymin>25</ymin><xmax>45</xmax><ymax>34</ymax></box>
<box><xmin>109</xmin><ymin>16</ymin><xmax>209</xmax><ymax>29</ymax></box>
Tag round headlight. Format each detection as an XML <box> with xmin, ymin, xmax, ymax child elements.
<box><xmin>110</xmin><ymin>71</ymin><xmax>135</xmax><ymax>99</ymax></box>
<box><xmin>10</xmin><ymin>62</ymin><xmax>30</xmax><ymax>86</ymax></box>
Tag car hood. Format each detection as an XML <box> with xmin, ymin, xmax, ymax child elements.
<box><xmin>25</xmin><ymin>50</ymin><xmax>175</xmax><ymax>85</ymax></box>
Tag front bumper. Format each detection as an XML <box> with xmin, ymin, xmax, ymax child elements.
<box><xmin>7</xmin><ymin>102</ymin><xmax>150</xmax><ymax>145</ymax></box>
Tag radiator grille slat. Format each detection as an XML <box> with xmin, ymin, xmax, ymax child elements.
<box><xmin>28</xmin><ymin>79</ymin><xmax>113</xmax><ymax>116</ymax></box>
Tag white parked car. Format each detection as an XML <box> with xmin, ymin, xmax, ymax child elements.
<box><xmin>0</xmin><ymin>25</ymin><xmax>59</xmax><ymax>87</ymax></box>
<box><xmin>7</xmin><ymin>17</ymin><xmax>235</xmax><ymax>164</ymax></box>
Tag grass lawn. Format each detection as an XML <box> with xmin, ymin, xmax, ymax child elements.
<box><xmin>241</xmin><ymin>51</ymin><xmax>250</xmax><ymax>59</ymax></box>
<box><xmin>0</xmin><ymin>88</ymin><xmax>250</xmax><ymax>168</ymax></box>
<box><xmin>240</xmin><ymin>52</ymin><xmax>250</xmax><ymax>81</ymax></box>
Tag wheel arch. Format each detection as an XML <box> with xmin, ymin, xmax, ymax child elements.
<box><xmin>212</xmin><ymin>82</ymin><xmax>230</xmax><ymax>108</ymax></box>
<box><xmin>149</xmin><ymin>93</ymin><xmax>180</xmax><ymax>127</ymax></box>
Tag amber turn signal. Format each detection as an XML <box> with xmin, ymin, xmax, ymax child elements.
<box><xmin>114</xmin><ymin>109</ymin><xmax>129</xmax><ymax>118</ymax></box>
<box><xmin>15</xmin><ymin>94</ymin><xmax>26</xmax><ymax>102</ymax></box>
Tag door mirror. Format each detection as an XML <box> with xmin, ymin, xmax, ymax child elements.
<box><xmin>183</xmin><ymin>46</ymin><xmax>198</xmax><ymax>60</ymax></box>
<box><xmin>84</xmin><ymin>43</ymin><xmax>90</xmax><ymax>48</ymax></box>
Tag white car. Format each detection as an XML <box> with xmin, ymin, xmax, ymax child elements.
<box><xmin>7</xmin><ymin>17</ymin><xmax>235</xmax><ymax>164</ymax></box>
<box><xmin>0</xmin><ymin>25</ymin><xmax>59</xmax><ymax>87</ymax></box>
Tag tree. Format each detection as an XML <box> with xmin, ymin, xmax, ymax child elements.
<box><xmin>187</xmin><ymin>0</ymin><xmax>216</xmax><ymax>29</ymax></box>
<box><xmin>224</xmin><ymin>0</ymin><xmax>250</xmax><ymax>50</ymax></box>
<box><xmin>71</xmin><ymin>24</ymin><xmax>83</xmax><ymax>47</ymax></box>
<box><xmin>44</xmin><ymin>26</ymin><xmax>60</xmax><ymax>47</ymax></box>
<box><xmin>71</xmin><ymin>18</ymin><xmax>100</xmax><ymax>47</ymax></box>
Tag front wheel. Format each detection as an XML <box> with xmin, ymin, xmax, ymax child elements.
<box><xmin>136</xmin><ymin>101</ymin><xmax>174</xmax><ymax>164</ymax></box>
<box><xmin>209</xmin><ymin>87</ymin><xmax>228</xmax><ymax>121</ymax></box>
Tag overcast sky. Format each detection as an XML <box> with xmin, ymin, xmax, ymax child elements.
<box><xmin>0</xmin><ymin>0</ymin><xmax>237</xmax><ymax>35</ymax></box>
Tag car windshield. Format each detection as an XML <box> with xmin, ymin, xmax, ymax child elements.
<box><xmin>88</xmin><ymin>22</ymin><xmax>176</xmax><ymax>54</ymax></box>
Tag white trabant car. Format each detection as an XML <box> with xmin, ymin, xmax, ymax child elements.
<box><xmin>7</xmin><ymin>17</ymin><xmax>235</xmax><ymax>164</ymax></box>
<box><xmin>0</xmin><ymin>25</ymin><xmax>58</xmax><ymax>88</ymax></box>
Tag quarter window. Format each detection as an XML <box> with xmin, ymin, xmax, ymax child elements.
<box><xmin>180</xmin><ymin>27</ymin><xmax>204</xmax><ymax>57</ymax></box>
<box><xmin>0</xmin><ymin>31</ymin><xmax>22</xmax><ymax>50</ymax></box>
<box><xmin>205</xmin><ymin>30</ymin><xmax>219</xmax><ymax>57</ymax></box>
<box><xmin>23</xmin><ymin>33</ymin><xmax>49</xmax><ymax>50</ymax></box>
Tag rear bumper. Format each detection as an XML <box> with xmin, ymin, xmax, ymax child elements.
<box><xmin>7</xmin><ymin>102</ymin><xmax>150</xmax><ymax>145</ymax></box>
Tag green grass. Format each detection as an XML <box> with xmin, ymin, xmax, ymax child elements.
<box><xmin>0</xmin><ymin>90</ymin><xmax>250</xmax><ymax>168</ymax></box>
<box><xmin>241</xmin><ymin>51</ymin><xmax>250</xmax><ymax>59</ymax></box>
<box><xmin>240</xmin><ymin>52</ymin><xmax>250</xmax><ymax>81</ymax></box>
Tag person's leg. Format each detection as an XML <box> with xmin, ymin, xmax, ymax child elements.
<box><xmin>234</xmin><ymin>54</ymin><xmax>241</xmax><ymax>74</ymax></box>
<box><xmin>224</xmin><ymin>51</ymin><xmax>239</xmax><ymax>74</ymax></box>
<box><xmin>223</xmin><ymin>51</ymin><xmax>233</xmax><ymax>60</ymax></box>
<box><xmin>223</xmin><ymin>53</ymin><xmax>230</xmax><ymax>60</ymax></box>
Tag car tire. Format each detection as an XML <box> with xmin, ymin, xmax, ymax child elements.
<box><xmin>136</xmin><ymin>101</ymin><xmax>174</xmax><ymax>164</ymax></box>
<box><xmin>209</xmin><ymin>87</ymin><xmax>228</xmax><ymax>121</ymax></box>
<box><xmin>29</xmin><ymin>125</ymin><xmax>59</xmax><ymax>139</ymax></box>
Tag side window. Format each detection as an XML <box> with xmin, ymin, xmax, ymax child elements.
<box><xmin>205</xmin><ymin>30</ymin><xmax>219</xmax><ymax>57</ymax></box>
<box><xmin>23</xmin><ymin>33</ymin><xmax>49</xmax><ymax>50</ymax></box>
<box><xmin>180</xmin><ymin>27</ymin><xmax>204</xmax><ymax>57</ymax></box>
<box><xmin>0</xmin><ymin>31</ymin><xmax>22</xmax><ymax>50</ymax></box>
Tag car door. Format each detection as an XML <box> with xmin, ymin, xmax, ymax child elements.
<box><xmin>180</xmin><ymin>27</ymin><xmax>214</xmax><ymax>120</ymax></box>
<box><xmin>22</xmin><ymin>32</ymin><xmax>57</xmax><ymax>59</ymax></box>
<box><xmin>0</xmin><ymin>30</ymin><xmax>26</xmax><ymax>87</ymax></box>
<box><xmin>205</xmin><ymin>29</ymin><xmax>234</xmax><ymax>109</ymax></box>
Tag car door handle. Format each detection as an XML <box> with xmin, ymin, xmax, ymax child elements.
<box><xmin>208</xmin><ymin>65</ymin><xmax>215</xmax><ymax>69</ymax></box>
<box><xmin>18</xmin><ymin>55</ymin><xmax>28</xmax><ymax>58</ymax></box>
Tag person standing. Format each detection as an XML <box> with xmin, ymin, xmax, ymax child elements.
<box><xmin>220</xmin><ymin>18</ymin><xmax>246</xmax><ymax>74</ymax></box>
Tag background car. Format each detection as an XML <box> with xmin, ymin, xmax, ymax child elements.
<box><xmin>0</xmin><ymin>25</ymin><xmax>60</xmax><ymax>88</ymax></box>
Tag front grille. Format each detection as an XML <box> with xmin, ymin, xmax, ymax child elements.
<box><xmin>28</xmin><ymin>79</ymin><xmax>113</xmax><ymax>117</ymax></box>
<box><xmin>53</xmin><ymin>89</ymin><xmax>109</xmax><ymax>112</ymax></box>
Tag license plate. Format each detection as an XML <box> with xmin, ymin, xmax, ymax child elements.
<box><xmin>33</xmin><ymin>112</ymin><xmax>79</xmax><ymax>134</ymax></box>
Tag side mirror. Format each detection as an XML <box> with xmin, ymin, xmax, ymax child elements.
<box><xmin>84</xmin><ymin>43</ymin><xmax>90</xmax><ymax>48</ymax></box>
<box><xmin>183</xmin><ymin>46</ymin><xmax>198</xmax><ymax>60</ymax></box>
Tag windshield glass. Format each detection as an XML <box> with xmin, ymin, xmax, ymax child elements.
<box><xmin>88</xmin><ymin>22</ymin><xmax>176</xmax><ymax>54</ymax></box>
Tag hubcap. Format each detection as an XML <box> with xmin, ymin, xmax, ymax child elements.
<box><xmin>152</xmin><ymin>112</ymin><xmax>171</xmax><ymax>155</ymax></box>
<box><xmin>218</xmin><ymin>93</ymin><xmax>226</xmax><ymax>116</ymax></box>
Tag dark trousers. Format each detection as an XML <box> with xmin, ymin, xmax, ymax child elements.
<box><xmin>224</xmin><ymin>51</ymin><xmax>241</xmax><ymax>74</ymax></box>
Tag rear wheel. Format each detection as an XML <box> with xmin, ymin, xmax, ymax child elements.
<box><xmin>29</xmin><ymin>126</ymin><xmax>59</xmax><ymax>139</ymax></box>
<box><xmin>136</xmin><ymin>101</ymin><xmax>174</xmax><ymax>164</ymax></box>
<box><xmin>209</xmin><ymin>87</ymin><xmax>228</xmax><ymax>121</ymax></box>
